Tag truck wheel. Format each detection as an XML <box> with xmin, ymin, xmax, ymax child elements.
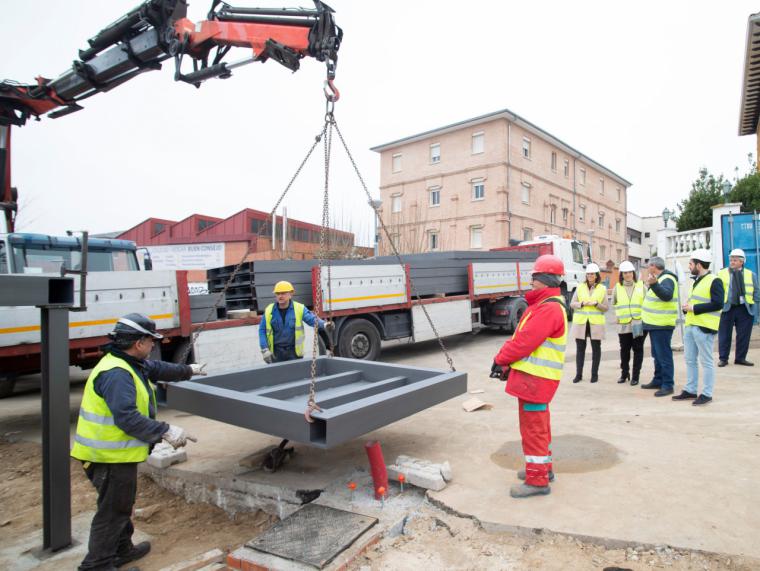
<box><xmin>506</xmin><ymin>298</ymin><xmax>528</xmax><ymax>333</ymax></box>
<box><xmin>338</xmin><ymin>319</ymin><xmax>381</xmax><ymax>361</ymax></box>
<box><xmin>0</xmin><ymin>374</ymin><xmax>18</xmax><ymax>399</ymax></box>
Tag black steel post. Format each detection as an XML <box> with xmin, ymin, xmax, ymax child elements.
<box><xmin>40</xmin><ymin>305</ymin><xmax>72</xmax><ymax>551</ymax></box>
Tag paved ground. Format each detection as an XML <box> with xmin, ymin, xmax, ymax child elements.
<box><xmin>1</xmin><ymin>323</ymin><xmax>759</xmax><ymax>561</ymax></box>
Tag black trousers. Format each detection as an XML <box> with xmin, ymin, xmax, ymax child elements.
<box><xmin>79</xmin><ymin>462</ymin><xmax>138</xmax><ymax>571</ymax></box>
<box><xmin>575</xmin><ymin>338</ymin><xmax>601</xmax><ymax>379</ymax></box>
<box><xmin>718</xmin><ymin>305</ymin><xmax>754</xmax><ymax>362</ymax></box>
<box><xmin>273</xmin><ymin>345</ymin><xmax>298</xmax><ymax>362</ymax></box>
<box><xmin>618</xmin><ymin>332</ymin><xmax>646</xmax><ymax>381</ymax></box>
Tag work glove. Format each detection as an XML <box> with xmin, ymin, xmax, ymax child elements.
<box><xmin>261</xmin><ymin>348</ymin><xmax>273</xmax><ymax>364</ymax></box>
<box><xmin>189</xmin><ymin>363</ymin><xmax>207</xmax><ymax>376</ymax></box>
<box><xmin>324</xmin><ymin>321</ymin><xmax>336</xmax><ymax>333</ymax></box>
<box><xmin>162</xmin><ymin>424</ymin><xmax>197</xmax><ymax>449</ymax></box>
<box><xmin>490</xmin><ymin>361</ymin><xmax>509</xmax><ymax>381</ymax></box>
<box><xmin>631</xmin><ymin>320</ymin><xmax>644</xmax><ymax>339</ymax></box>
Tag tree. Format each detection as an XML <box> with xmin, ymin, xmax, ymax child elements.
<box><xmin>674</xmin><ymin>168</ymin><xmax>728</xmax><ymax>231</ymax></box>
<box><xmin>728</xmin><ymin>171</ymin><xmax>760</xmax><ymax>213</ymax></box>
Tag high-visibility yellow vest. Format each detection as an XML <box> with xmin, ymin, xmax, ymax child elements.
<box><xmin>70</xmin><ymin>353</ymin><xmax>155</xmax><ymax>464</ymax></box>
<box><xmin>718</xmin><ymin>267</ymin><xmax>755</xmax><ymax>305</ymax></box>
<box><xmin>641</xmin><ymin>273</ymin><xmax>678</xmax><ymax>327</ymax></box>
<box><xmin>614</xmin><ymin>281</ymin><xmax>645</xmax><ymax>324</ymax></box>
<box><xmin>264</xmin><ymin>301</ymin><xmax>305</xmax><ymax>357</ymax></box>
<box><xmin>685</xmin><ymin>274</ymin><xmax>720</xmax><ymax>331</ymax></box>
<box><xmin>572</xmin><ymin>283</ymin><xmax>607</xmax><ymax>326</ymax></box>
<box><xmin>510</xmin><ymin>296</ymin><xmax>568</xmax><ymax>382</ymax></box>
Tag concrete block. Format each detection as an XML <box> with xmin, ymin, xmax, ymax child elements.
<box><xmin>387</xmin><ymin>455</ymin><xmax>451</xmax><ymax>491</ymax></box>
<box><xmin>147</xmin><ymin>442</ymin><xmax>187</xmax><ymax>469</ymax></box>
<box><xmin>158</xmin><ymin>548</ymin><xmax>225</xmax><ymax>571</ymax></box>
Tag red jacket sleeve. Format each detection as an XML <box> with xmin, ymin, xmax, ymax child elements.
<box><xmin>494</xmin><ymin>303</ymin><xmax>566</xmax><ymax>366</ymax></box>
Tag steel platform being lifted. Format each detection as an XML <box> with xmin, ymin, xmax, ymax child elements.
<box><xmin>167</xmin><ymin>357</ymin><xmax>467</xmax><ymax>448</ymax></box>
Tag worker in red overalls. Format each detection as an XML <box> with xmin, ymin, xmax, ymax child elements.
<box><xmin>493</xmin><ymin>254</ymin><xmax>568</xmax><ymax>497</ymax></box>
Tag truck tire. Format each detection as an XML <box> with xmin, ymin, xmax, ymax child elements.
<box><xmin>0</xmin><ymin>373</ymin><xmax>18</xmax><ymax>399</ymax></box>
<box><xmin>337</xmin><ymin>318</ymin><xmax>381</xmax><ymax>361</ymax></box>
<box><xmin>506</xmin><ymin>298</ymin><xmax>528</xmax><ymax>333</ymax></box>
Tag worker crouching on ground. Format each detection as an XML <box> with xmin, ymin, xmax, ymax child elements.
<box><xmin>613</xmin><ymin>260</ymin><xmax>646</xmax><ymax>385</ymax></box>
<box><xmin>640</xmin><ymin>256</ymin><xmax>679</xmax><ymax>397</ymax></box>
<box><xmin>71</xmin><ymin>313</ymin><xmax>206</xmax><ymax>571</ymax></box>
<box><xmin>717</xmin><ymin>248</ymin><xmax>759</xmax><ymax>367</ymax></box>
<box><xmin>570</xmin><ymin>263</ymin><xmax>608</xmax><ymax>383</ymax></box>
<box><xmin>259</xmin><ymin>281</ymin><xmax>334</xmax><ymax>363</ymax></box>
<box><xmin>493</xmin><ymin>254</ymin><xmax>568</xmax><ymax>498</ymax></box>
<box><xmin>673</xmin><ymin>249</ymin><xmax>724</xmax><ymax>406</ymax></box>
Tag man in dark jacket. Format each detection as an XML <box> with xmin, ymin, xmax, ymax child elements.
<box><xmin>641</xmin><ymin>257</ymin><xmax>679</xmax><ymax>397</ymax></box>
<box><xmin>71</xmin><ymin>314</ymin><xmax>206</xmax><ymax>571</ymax></box>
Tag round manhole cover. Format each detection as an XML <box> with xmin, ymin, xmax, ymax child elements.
<box><xmin>491</xmin><ymin>434</ymin><xmax>620</xmax><ymax>473</ymax></box>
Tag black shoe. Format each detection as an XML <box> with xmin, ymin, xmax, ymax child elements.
<box><xmin>654</xmin><ymin>388</ymin><xmax>674</xmax><ymax>397</ymax></box>
<box><xmin>572</xmin><ymin>376</ymin><xmax>582</xmax><ymax>383</ymax></box>
<box><xmin>590</xmin><ymin>376</ymin><xmax>599</xmax><ymax>383</ymax></box>
<box><xmin>735</xmin><ymin>360</ymin><xmax>754</xmax><ymax>366</ymax></box>
<box><xmin>617</xmin><ymin>373</ymin><xmax>630</xmax><ymax>384</ymax></box>
<box><xmin>114</xmin><ymin>541</ymin><xmax>151</xmax><ymax>568</ymax></box>
<box><xmin>630</xmin><ymin>378</ymin><xmax>639</xmax><ymax>386</ymax></box>
<box><xmin>692</xmin><ymin>394</ymin><xmax>713</xmax><ymax>406</ymax></box>
<box><xmin>672</xmin><ymin>390</ymin><xmax>697</xmax><ymax>401</ymax></box>
<box><xmin>640</xmin><ymin>382</ymin><xmax>661</xmax><ymax>389</ymax></box>
<box><xmin>718</xmin><ymin>360</ymin><xmax>728</xmax><ymax>367</ymax></box>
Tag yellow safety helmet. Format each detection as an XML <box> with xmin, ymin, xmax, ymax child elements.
<box><xmin>273</xmin><ymin>280</ymin><xmax>295</xmax><ymax>294</ymax></box>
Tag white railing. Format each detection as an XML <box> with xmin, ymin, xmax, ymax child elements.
<box><xmin>665</xmin><ymin>227</ymin><xmax>711</xmax><ymax>257</ymax></box>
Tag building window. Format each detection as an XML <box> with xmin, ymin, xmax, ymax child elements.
<box><xmin>392</xmin><ymin>153</ymin><xmax>402</xmax><ymax>173</ymax></box>
<box><xmin>428</xmin><ymin>231</ymin><xmax>439</xmax><ymax>251</ymax></box>
<box><xmin>579</xmin><ymin>205</ymin><xmax>586</xmax><ymax>222</ymax></box>
<box><xmin>472</xmin><ymin>132</ymin><xmax>484</xmax><ymax>154</ymax></box>
<box><xmin>644</xmin><ymin>232</ymin><xmax>650</xmax><ymax>238</ymax></box>
<box><xmin>429</xmin><ymin>186</ymin><xmax>441</xmax><ymax>207</ymax></box>
<box><xmin>551</xmin><ymin>152</ymin><xmax>557</xmax><ymax>172</ymax></box>
<box><xmin>600</xmin><ymin>179</ymin><xmax>605</xmax><ymax>195</ymax></box>
<box><xmin>549</xmin><ymin>204</ymin><xmax>557</xmax><ymax>224</ymax></box>
<box><xmin>523</xmin><ymin>227</ymin><xmax>533</xmax><ymax>241</ymax></box>
<box><xmin>521</xmin><ymin>183</ymin><xmax>531</xmax><ymax>204</ymax></box>
<box><xmin>615</xmin><ymin>218</ymin><xmax>621</xmax><ymax>233</ymax></box>
<box><xmin>600</xmin><ymin>245</ymin><xmax>606</xmax><ymax>260</ymax></box>
<box><xmin>430</xmin><ymin>143</ymin><xmax>441</xmax><ymax>164</ymax></box>
<box><xmin>470</xmin><ymin>226</ymin><xmax>483</xmax><ymax>249</ymax></box>
<box><xmin>472</xmin><ymin>179</ymin><xmax>485</xmax><ymax>200</ymax></box>
<box><xmin>579</xmin><ymin>168</ymin><xmax>586</xmax><ymax>186</ymax></box>
<box><xmin>563</xmin><ymin>159</ymin><xmax>569</xmax><ymax>177</ymax></box>
<box><xmin>197</xmin><ymin>219</ymin><xmax>214</xmax><ymax>232</ymax></box>
<box><xmin>391</xmin><ymin>194</ymin><xmax>402</xmax><ymax>213</ymax></box>
<box><xmin>617</xmin><ymin>187</ymin><xmax>621</xmax><ymax>202</ymax></box>
<box><xmin>522</xmin><ymin>137</ymin><xmax>531</xmax><ymax>159</ymax></box>
<box><xmin>153</xmin><ymin>222</ymin><xmax>165</xmax><ymax>236</ymax></box>
<box><xmin>598</xmin><ymin>212</ymin><xmax>605</xmax><ymax>228</ymax></box>
<box><xmin>562</xmin><ymin>207</ymin><xmax>569</xmax><ymax>223</ymax></box>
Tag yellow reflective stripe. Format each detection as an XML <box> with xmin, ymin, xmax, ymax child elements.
<box><xmin>79</xmin><ymin>410</ymin><xmax>115</xmax><ymax>425</ymax></box>
<box><xmin>0</xmin><ymin>313</ymin><xmax>174</xmax><ymax>335</ymax></box>
<box><xmin>74</xmin><ymin>434</ymin><xmax>146</xmax><ymax>449</ymax></box>
<box><xmin>326</xmin><ymin>292</ymin><xmax>405</xmax><ymax>303</ymax></box>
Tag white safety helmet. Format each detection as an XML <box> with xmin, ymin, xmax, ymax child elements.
<box><xmin>690</xmin><ymin>248</ymin><xmax>712</xmax><ymax>264</ymax></box>
<box><xmin>619</xmin><ymin>261</ymin><xmax>636</xmax><ymax>273</ymax></box>
<box><xmin>586</xmin><ymin>262</ymin><xmax>601</xmax><ymax>273</ymax></box>
<box><xmin>729</xmin><ymin>248</ymin><xmax>746</xmax><ymax>259</ymax></box>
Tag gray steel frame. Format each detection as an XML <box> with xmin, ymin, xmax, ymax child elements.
<box><xmin>0</xmin><ymin>275</ymin><xmax>74</xmax><ymax>551</ymax></box>
<box><xmin>167</xmin><ymin>357</ymin><xmax>467</xmax><ymax>448</ymax></box>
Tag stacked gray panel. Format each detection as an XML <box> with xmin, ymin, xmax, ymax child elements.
<box><xmin>208</xmin><ymin>250</ymin><xmax>537</xmax><ymax>313</ymax></box>
<box><xmin>189</xmin><ymin>293</ymin><xmax>227</xmax><ymax>323</ymax></box>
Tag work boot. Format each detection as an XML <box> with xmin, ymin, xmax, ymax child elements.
<box><xmin>510</xmin><ymin>483</ymin><xmax>551</xmax><ymax>498</ymax></box>
<box><xmin>640</xmin><ymin>381</ymin><xmax>661</xmax><ymax>389</ymax></box>
<box><xmin>617</xmin><ymin>372</ymin><xmax>630</xmax><ymax>384</ymax></box>
<box><xmin>735</xmin><ymin>359</ymin><xmax>754</xmax><ymax>366</ymax></box>
<box><xmin>654</xmin><ymin>387</ymin><xmax>674</xmax><ymax>397</ymax></box>
<box><xmin>572</xmin><ymin>375</ymin><xmax>583</xmax><ymax>383</ymax></box>
<box><xmin>692</xmin><ymin>394</ymin><xmax>713</xmax><ymax>406</ymax></box>
<box><xmin>672</xmin><ymin>390</ymin><xmax>697</xmax><ymax>401</ymax></box>
<box><xmin>114</xmin><ymin>542</ymin><xmax>151</xmax><ymax>568</ymax></box>
<box><xmin>718</xmin><ymin>360</ymin><xmax>728</xmax><ymax>367</ymax></box>
<box><xmin>517</xmin><ymin>469</ymin><xmax>555</xmax><ymax>482</ymax></box>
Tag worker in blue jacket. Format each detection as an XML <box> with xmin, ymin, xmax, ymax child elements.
<box><xmin>259</xmin><ymin>280</ymin><xmax>334</xmax><ymax>363</ymax></box>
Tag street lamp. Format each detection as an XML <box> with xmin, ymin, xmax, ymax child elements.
<box><xmin>369</xmin><ymin>199</ymin><xmax>382</xmax><ymax>256</ymax></box>
<box><xmin>722</xmin><ymin>180</ymin><xmax>732</xmax><ymax>201</ymax></box>
<box><xmin>662</xmin><ymin>207</ymin><xmax>672</xmax><ymax>229</ymax></box>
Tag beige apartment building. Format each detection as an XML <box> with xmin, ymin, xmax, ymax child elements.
<box><xmin>371</xmin><ymin>109</ymin><xmax>631</xmax><ymax>266</ymax></box>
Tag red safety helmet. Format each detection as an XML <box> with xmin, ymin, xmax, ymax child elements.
<box><xmin>533</xmin><ymin>254</ymin><xmax>564</xmax><ymax>276</ymax></box>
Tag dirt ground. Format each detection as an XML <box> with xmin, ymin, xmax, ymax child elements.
<box><xmin>0</xmin><ymin>438</ymin><xmax>273</xmax><ymax>570</ymax></box>
<box><xmin>2</xmin><ymin>436</ymin><xmax>758</xmax><ymax>571</ymax></box>
<box><xmin>353</xmin><ymin>506</ymin><xmax>759</xmax><ymax>571</ymax></box>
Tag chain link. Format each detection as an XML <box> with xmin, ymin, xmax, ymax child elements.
<box><xmin>332</xmin><ymin>119</ymin><xmax>456</xmax><ymax>372</ymax></box>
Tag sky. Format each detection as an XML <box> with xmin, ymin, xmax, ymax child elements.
<box><xmin>1</xmin><ymin>0</ymin><xmax>757</xmax><ymax>245</ymax></box>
